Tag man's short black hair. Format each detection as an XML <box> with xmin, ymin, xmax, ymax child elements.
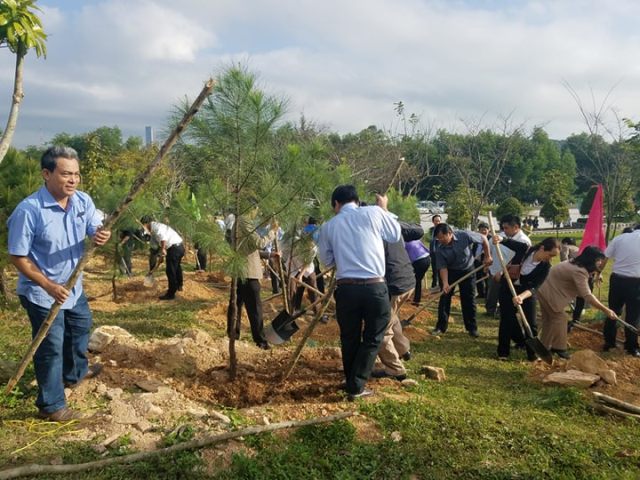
<box><xmin>331</xmin><ymin>185</ymin><xmax>359</xmax><ymax>209</ymax></box>
<box><xmin>500</xmin><ymin>214</ymin><xmax>521</xmax><ymax>228</ymax></box>
<box><xmin>433</xmin><ymin>223</ymin><xmax>453</xmax><ymax>237</ymax></box>
<box><xmin>307</xmin><ymin>216</ymin><xmax>317</xmax><ymax>225</ymax></box>
<box><xmin>431</xmin><ymin>214</ymin><xmax>442</xmax><ymax>222</ymax></box>
<box><xmin>477</xmin><ymin>222</ymin><xmax>489</xmax><ymax>230</ymax></box>
<box><xmin>140</xmin><ymin>215</ymin><xmax>153</xmax><ymax>225</ymax></box>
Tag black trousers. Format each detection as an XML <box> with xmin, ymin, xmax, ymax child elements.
<box><xmin>165</xmin><ymin>244</ymin><xmax>184</xmax><ymax>296</ymax></box>
<box><xmin>497</xmin><ymin>281</ymin><xmax>537</xmax><ymax>359</ymax></box>
<box><xmin>195</xmin><ymin>243</ymin><xmax>207</xmax><ymax>271</ymax></box>
<box><xmin>436</xmin><ymin>269</ymin><xmax>477</xmax><ymax>333</ymax></box>
<box><xmin>292</xmin><ymin>273</ymin><xmax>317</xmax><ymax>312</ymax></box>
<box><xmin>411</xmin><ymin>257</ymin><xmax>431</xmax><ymax>303</ymax></box>
<box><xmin>314</xmin><ymin>258</ymin><xmax>325</xmax><ymax>293</ymax></box>
<box><xmin>335</xmin><ymin>282</ymin><xmax>390</xmax><ymax>395</ymax></box>
<box><xmin>227</xmin><ymin>278</ymin><xmax>267</xmax><ymax>346</ymax></box>
<box><xmin>269</xmin><ymin>257</ymin><xmax>281</xmax><ymax>294</ymax></box>
<box><xmin>474</xmin><ymin>259</ymin><xmax>487</xmax><ymax>298</ymax></box>
<box><xmin>604</xmin><ymin>273</ymin><xmax>640</xmax><ymax>352</ymax></box>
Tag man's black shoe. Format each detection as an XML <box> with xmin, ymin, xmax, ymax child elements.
<box><xmin>626</xmin><ymin>349</ymin><xmax>640</xmax><ymax>358</ymax></box>
<box><xmin>257</xmin><ymin>342</ymin><xmax>271</xmax><ymax>350</ymax></box>
<box><xmin>371</xmin><ymin>370</ymin><xmax>407</xmax><ymax>381</ymax></box>
<box><xmin>551</xmin><ymin>348</ymin><xmax>570</xmax><ymax>360</ymax></box>
<box><xmin>401</xmin><ymin>351</ymin><xmax>411</xmax><ymax>361</ymax></box>
<box><xmin>430</xmin><ymin>328</ymin><xmax>444</xmax><ymax>336</ymax></box>
<box><xmin>603</xmin><ymin>344</ymin><xmax>617</xmax><ymax>352</ymax></box>
<box><xmin>158</xmin><ymin>294</ymin><xmax>175</xmax><ymax>300</ymax></box>
<box><xmin>469</xmin><ymin>330</ymin><xmax>479</xmax><ymax>338</ymax></box>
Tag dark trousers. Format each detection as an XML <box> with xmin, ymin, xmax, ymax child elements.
<box><xmin>19</xmin><ymin>294</ymin><xmax>92</xmax><ymax>413</ymax></box>
<box><xmin>195</xmin><ymin>243</ymin><xmax>207</xmax><ymax>271</ymax></box>
<box><xmin>292</xmin><ymin>273</ymin><xmax>318</xmax><ymax>312</ymax></box>
<box><xmin>149</xmin><ymin>247</ymin><xmax>161</xmax><ymax>271</ymax></box>
<box><xmin>314</xmin><ymin>258</ymin><xmax>325</xmax><ymax>293</ymax></box>
<box><xmin>497</xmin><ymin>282</ymin><xmax>537</xmax><ymax>359</ymax></box>
<box><xmin>335</xmin><ymin>283</ymin><xmax>390</xmax><ymax>395</ymax></box>
<box><xmin>227</xmin><ymin>278</ymin><xmax>267</xmax><ymax>346</ymax></box>
<box><xmin>118</xmin><ymin>244</ymin><xmax>133</xmax><ymax>276</ymax></box>
<box><xmin>411</xmin><ymin>257</ymin><xmax>431</xmax><ymax>303</ymax></box>
<box><xmin>436</xmin><ymin>269</ymin><xmax>477</xmax><ymax>333</ymax></box>
<box><xmin>485</xmin><ymin>275</ymin><xmax>500</xmax><ymax>315</ymax></box>
<box><xmin>431</xmin><ymin>259</ymin><xmax>441</xmax><ymax>288</ymax></box>
<box><xmin>604</xmin><ymin>273</ymin><xmax>640</xmax><ymax>352</ymax></box>
<box><xmin>269</xmin><ymin>257</ymin><xmax>281</xmax><ymax>294</ymax></box>
<box><xmin>165</xmin><ymin>244</ymin><xmax>184</xmax><ymax>296</ymax></box>
<box><xmin>474</xmin><ymin>259</ymin><xmax>487</xmax><ymax>298</ymax></box>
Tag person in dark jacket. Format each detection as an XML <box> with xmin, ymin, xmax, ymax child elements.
<box><xmin>373</xmin><ymin>221</ymin><xmax>423</xmax><ymax>380</ymax></box>
<box><xmin>429</xmin><ymin>214</ymin><xmax>442</xmax><ymax>288</ymax></box>
<box><xmin>495</xmin><ymin>236</ymin><xmax>559</xmax><ymax>360</ymax></box>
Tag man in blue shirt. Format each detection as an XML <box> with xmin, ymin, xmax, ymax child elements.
<box><xmin>432</xmin><ymin>223</ymin><xmax>492</xmax><ymax>337</ymax></box>
<box><xmin>318</xmin><ymin>185</ymin><xmax>401</xmax><ymax>400</ymax></box>
<box><xmin>7</xmin><ymin>146</ymin><xmax>111</xmax><ymax>421</ymax></box>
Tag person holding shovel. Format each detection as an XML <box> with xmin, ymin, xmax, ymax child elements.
<box><xmin>317</xmin><ymin>185</ymin><xmax>401</xmax><ymax>401</ymax></box>
<box><xmin>537</xmin><ymin>246</ymin><xmax>617</xmax><ymax>359</ymax></box>
<box><xmin>7</xmin><ymin>146</ymin><xmax>110</xmax><ymax>421</ymax></box>
<box><xmin>432</xmin><ymin>223</ymin><xmax>492</xmax><ymax>337</ymax></box>
<box><xmin>140</xmin><ymin>216</ymin><xmax>184</xmax><ymax>300</ymax></box>
<box><xmin>493</xmin><ymin>236</ymin><xmax>559</xmax><ymax>361</ymax></box>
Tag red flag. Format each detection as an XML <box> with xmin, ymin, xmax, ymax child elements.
<box><xmin>578</xmin><ymin>184</ymin><xmax>606</xmax><ymax>254</ymax></box>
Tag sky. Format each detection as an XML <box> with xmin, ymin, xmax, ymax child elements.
<box><xmin>1</xmin><ymin>0</ymin><xmax>639</xmax><ymax>147</ymax></box>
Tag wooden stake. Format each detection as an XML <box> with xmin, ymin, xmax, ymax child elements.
<box><xmin>0</xmin><ymin>412</ymin><xmax>353</xmax><ymax>480</ymax></box>
<box><xmin>4</xmin><ymin>79</ymin><xmax>215</xmax><ymax>395</ymax></box>
<box><xmin>593</xmin><ymin>392</ymin><xmax>640</xmax><ymax>415</ymax></box>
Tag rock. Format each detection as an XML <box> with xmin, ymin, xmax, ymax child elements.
<box><xmin>95</xmin><ymin>383</ymin><xmax>108</xmax><ymax>395</ymax></box>
<box><xmin>187</xmin><ymin>407</ymin><xmax>209</xmax><ymax>419</ymax></box>
<box><xmin>102</xmin><ymin>434</ymin><xmax>121</xmax><ymax>446</ymax></box>
<box><xmin>92</xmin><ymin>444</ymin><xmax>107</xmax><ymax>454</ymax></box>
<box><xmin>110</xmin><ymin>400</ymin><xmax>141</xmax><ymax>425</ymax></box>
<box><xmin>262</xmin><ymin>416</ymin><xmax>270</xmax><ymax>426</ymax></box>
<box><xmin>0</xmin><ymin>359</ymin><xmax>19</xmax><ymax>384</ymax></box>
<box><xmin>210</xmin><ymin>410</ymin><xmax>232</xmax><ymax>424</ymax></box>
<box><xmin>184</xmin><ymin>329</ymin><xmax>213</xmax><ymax>344</ymax></box>
<box><xmin>135</xmin><ymin>378</ymin><xmax>164</xmax><ymax>393</ymax></box>
<box><xmin>146</xmin><ymin>404</ymin><xmax>164</xmax><ymax>418</ymax></box>
<box><xmin>598</xmin><ymin>369</ymin><xmax>617</xmax><ymax>385</ymax></box>
<box><xmin>135</xmin><ymin>419</ymin><xmax>154</xmax><ymax>433</ymax></box>
<box><xmin>401</xmin><ymin>378</ymin><xmax>419</xmax><ymax>387</ymax></box>
<box><xmin>566</xmin><ymin>350</ymin><xmax>609</xmax><ymax>375</ymax></box>
<box><xmin>108</xmin><ymin>360</ymin><xmax>118</xmax><ymax>367</ymax></box>
<box><xmin>390</xmin><ymin>431</ymin><xmax>402</xmax><ymax>443</ymax></box>
<box><xmin>543</xmin><ymin>370</ymin><xmax>600</xmax><ymax>388</ymax></box>
<box><xmin>105</xmin><ymin>388</ymin><xmax>123</xmax><ymax>400</ymax></box>
<box><xmin>64</xmin><ymin>388</ymin><xmax>72</xmax><ymax>397</ymax></box>
<box><xmin>422</xmin><ymin>366</ymin><xmax>446</xmax><ymax>382</ymax></box>
<box><xmin>88</xmin><ymin>325</ymin><xmax>132</xmax><ymax>353</ymax></box>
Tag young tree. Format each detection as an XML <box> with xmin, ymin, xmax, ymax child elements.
<box><xmin>540</xmin><ymin>169</ymin><xmax>572</xmax><ymax>233</ymax></box>
<box><xmin>0</xmin><ymin>0</ymin><xmax>47</xmax><ymax>164</ymax></box>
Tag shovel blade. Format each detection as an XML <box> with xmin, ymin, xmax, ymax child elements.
<box><xmin>143</xmin><ymin>274</ymin><xmax>155</xmax><ymax>287</ymax></box>
<box><xmin>526</xmin><ymin>337</ymin><xmax>553</xmax><ymax>365</ymax></box>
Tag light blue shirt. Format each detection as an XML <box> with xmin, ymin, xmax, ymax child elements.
<box><xmin>318</xmin><ymin>203</ymin><xmax>401</xmax><ymax>279</ymax></box>
<box><xmin>7</xmin><ymin>186</ymin><xmax>103</xmax><ymax>309</ymax></box>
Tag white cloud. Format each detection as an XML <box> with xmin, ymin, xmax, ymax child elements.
<box><xmin>1</xmin><ymin>0</ymin><xmax>639</xmax><ymax>147</ymax></box>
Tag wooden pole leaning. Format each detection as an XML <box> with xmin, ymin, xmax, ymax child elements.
<box><xmin>281</xmin><ymin>274</ymin><xmax>336</xmax><ymax>382</ymax></box>
<box><xmin>4</xmin><ymin>79</ymin><xmax>215</xmax><ymax>395</ymax></box>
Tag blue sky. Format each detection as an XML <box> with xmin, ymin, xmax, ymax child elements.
<box><xmin>1</xmin><ymin>0</ymin><xmax>639</xmax><ymax>147</ymax></box>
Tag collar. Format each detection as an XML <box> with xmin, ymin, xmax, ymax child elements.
<box><xmin>38</xmin><ymin>185</ymin><xmax>79</xmax><ymax>211</ymax></box>
<box><xmin>339</xmin><ymin>202</ymin><xmax>359</xmax><ymax>214</ymax></box>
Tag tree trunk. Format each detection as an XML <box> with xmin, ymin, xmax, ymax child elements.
<box><xmin>0</xmin><ymin>265</ymin><xmax>10</xmax><ymax>302</ymax></box>
<box><xmin>0</xmin><ymin>48</ymin><xmax>25</xmax><ymax>165</ymax></box>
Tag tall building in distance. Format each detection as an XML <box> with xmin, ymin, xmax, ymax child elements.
<box><xmin>145</xmin><ymin>126</ymin><xmax>154</xmax><ymax>147</ymax></box>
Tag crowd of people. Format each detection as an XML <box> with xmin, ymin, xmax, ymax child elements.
<box><xmin>6</xmin><ymin>145</ymin><xmax>640</xmax><ymax>418</ymax></box>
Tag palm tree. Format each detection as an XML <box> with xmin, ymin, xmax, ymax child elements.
<box><xmin>0</xmin><ymin>0</ymin><xmax>47</xmax><ymax>164</ymax></box>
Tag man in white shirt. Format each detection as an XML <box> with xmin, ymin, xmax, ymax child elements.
<box><xmin>602</xmin><ymin>225</ymin><xmax>640</xmax><ymax>356</ymax></box>
<box><xmin>318</xmin><ymin>185</ymin><xmax>401</xmax><ymax>400</ymax></box>
<box><xmin>141</xmin><ymin>216</ymin><xmax>184</xmax><ymax>300</ymax></box>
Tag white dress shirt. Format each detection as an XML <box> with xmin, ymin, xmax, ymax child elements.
<box><xmin>605</xmin><ymin>230</ymin><xmax>640</xmax><ymax>277</ymax></box>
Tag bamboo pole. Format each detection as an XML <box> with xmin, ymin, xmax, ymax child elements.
<box><xmin>593</xmin><ymin>392</ymin><xmax>640</xmax><ymax>415</ymax></box>
<box><xmin>0</xmin><ymin>412</ymin><xmax>353</xmax><ymax>480</ymax></box>
<box><xmin>4</xmin><ymin>79</ymin><xmax>215</xmax><ymax>395</ymax></box>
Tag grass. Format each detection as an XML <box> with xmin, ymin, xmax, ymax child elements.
<box><xmin>1</xmin><ymin>253</ymin><xmax>639</xmax><ymax>479</ymax></box>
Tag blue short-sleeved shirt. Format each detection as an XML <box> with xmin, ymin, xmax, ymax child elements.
<box><xmin>7</xmin><ymin>186</ymin><xmax>103</xmax><ymax>309</ymax></box>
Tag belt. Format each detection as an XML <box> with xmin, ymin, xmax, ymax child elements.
<box><xmin>336</xmin><ymin>277</ymin><xmax>385</xmax><ymax>286</ymax></box>
<box><xmin>168</xmin><ymin>243</ymin><xmax>183</xmax><ymax>249</ymax></box>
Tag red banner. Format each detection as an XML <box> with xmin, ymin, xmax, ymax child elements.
<box><xmin>578</xmin><ymin>184</ymin><xmax>606</xmax><ymax>254</ymax></box>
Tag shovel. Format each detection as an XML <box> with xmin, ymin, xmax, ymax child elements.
<box><xmin>488</xmin><ymin>212</ymin><xmax>553</xmax><ymax>365</ymax></box>
<box><xmin>143</xmin><ymin>256</ymin><xmax>164</xmax><ymax>287</ymax></box>
<box><xmin>265</xmin><ymin>290</ymin><xmax>332</xmax><ymax>345</ymax></box>
<box><xmin>613</xmin><ymin>314</ymin><xmax>639</xmax><ymax>335</ymax></box>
